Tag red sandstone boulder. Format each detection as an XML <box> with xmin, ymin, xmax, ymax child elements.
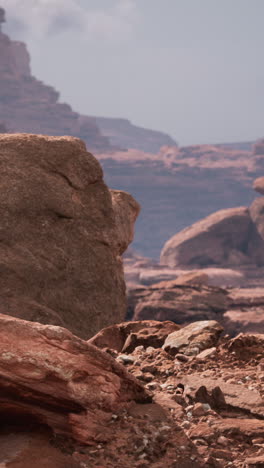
<box><xmin>0</xmin><ymin>134</ymin><xmax>139</xmax><ymax>339</ymax></box>
<box><xmin>0</xmin><ymin>313</ymin><xmax>147</xmax><ymax>445</ymax></box>
<box><xmin>161</xmin><ymin>207</ymin><xmax>264</xmax><ymax>268</ymax></box>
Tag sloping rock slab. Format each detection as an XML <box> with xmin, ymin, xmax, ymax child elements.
<box><xmin>163</xmin><ymin>320</ymin><xmax>223</xmax><ymax>356</ymax></box>
<box><xmin>0</xmin><ymin>313</ymin><xmax>147</xmax><ymax>445</ymax></box>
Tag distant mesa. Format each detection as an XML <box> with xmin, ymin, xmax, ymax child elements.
<box><xmin>94</xmin><ymin>116</ymin><xmax>178</xmax><ymax>154</ymax></box>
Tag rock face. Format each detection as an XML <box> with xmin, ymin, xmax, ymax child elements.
<box><xmin>0</xmin><ymin>133</ymin><xmax>139</xmax><ymax>339</ymax></box>
<box><xmin>0</xmin><ymin>314</ymin><xmax>147</xmax><ymax>445</ymax></box>
<box><xmin>94</xmin><ymin>116</ymin><xmax>178</xmax><ymax>153</ymax></box>
<box><xmin>0</xmin><ymin>18</ymin><xmax>112</xmax><ymax>153</ymax></box>
<box><xmin>160</xmin><ymin>206</ymin><xmax>264</xmax><ymax>268</ymax></box>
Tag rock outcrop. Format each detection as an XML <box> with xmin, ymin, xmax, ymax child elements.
<box><xmin>160</xmin><ymin>206</ymin><xmax>264</xmax><ymax>268</ymax></box>
<box><xmin>128</xmin><ymin>280</ymin><xmax>264</xmax><ymax>335</ymax></box>
<box><xmin>162</xmin><ymin>320</ymin><xmax>223</xmax><ymax>356</ymax></box>
<box><xmin>0</xmin><ymin>133</ymin><xmax>139</xmax><ymax>339</ymax></box>
<box><xmin>129</xmin><ymin>282</ymin><xmax>231</xmax><ymax>326</ymax></box>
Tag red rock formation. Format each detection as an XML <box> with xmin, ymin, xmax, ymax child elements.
<box><xmin>128</xmin><ymin>280</ymin><xmax>264</xmax><ymax>334</ymax></box>
<box><xmin>0</xmin><ymin>313</ymin><xmax>147</xmax><ymax>445</ymax></box>
<box><xmin>0</xmin><ymin>133</ymin><xmax>139</xmax><ymax>339</ymax></box>
<box><xmin>160</xmin><ymin>206</ymin><xmax>264</xmax><ymax>268</ymax></box>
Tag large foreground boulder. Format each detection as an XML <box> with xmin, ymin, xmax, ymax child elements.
<box><xmin>0</xmin><ymin>313</ymin><xmax>147</xmax><ymax>445</ymax></box>
<box><xmin>160</xmin><ymin>206</ymin><xmax>264</xmax><ymax>268</ymax></box>
<box><xmin>0</xmin><ymin>134</ymin><xmax>139</xmax><ymax>338</ymax></box>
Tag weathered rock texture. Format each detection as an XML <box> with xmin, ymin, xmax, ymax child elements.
<box><xmin>160</xmin><ymin>206</ymin><xmax>264</xmax><ymax>268</ymax></box>
<box><xmin>0</xmin><ymin>19</ymin><xmax>112</xmax><ymax>153</ymax></box>
<box><xmin>0</xmin><ymin>313</ymin><xmax>147</xmax><ymax>445</ymax></box>
<box><xmin>0</xmin><ymin>133</ymin><xmax>139</xmax><ymax>339</ymax></box>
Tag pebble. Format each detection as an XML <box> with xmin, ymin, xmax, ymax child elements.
<box><xmin>185</xmin><ymin>405</ymin><xmax>194</xmax><ymax>412</ymax></box>
<box><xmin>146</xmin><ymin>347</ymin><xmax>155</xmax><ymax>353</ymax></box>
<box><xmin>181</xmin><ymin>421</ymin><xmax>191</xmax><ymax>429</ymax></box>
<box><xmin>192</xmin><ymin>402</ymin><xmax>208</xmax><ymax>417</ymax></box>
<box><xmin>135</xmin><ymin>346</ymin><xmax>144</xmax><ymax>352</ymax></box>
<box><xmin>175</xmin><ymin>353</ymin><xmax>189</xmax><ymax>362</ymax></box>
<box><xmin>145</xmin><ymin>382</ymin><xmax>160</xmax><ymax>391</ymax></box>
<box><xmin>117</xmin><ymin>354</ymin><xmax>135</xmax><ymax>365</ymax></box>
<box><xmin>217</xmin><ymin>436</ymin><xmax>229</xmax><ymax>446</ymax></box>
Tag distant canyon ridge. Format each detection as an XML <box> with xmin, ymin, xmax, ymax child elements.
<box><xmin>1</xmin><ymin>7</ymin><xmax>264</xmax><ymax>257</ymax></box>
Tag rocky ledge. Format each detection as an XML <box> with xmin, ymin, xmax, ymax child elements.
<box><xmin>1</xmin><ymin>316</ymin><xmax>263</xmax><ymax>467</ymax></box>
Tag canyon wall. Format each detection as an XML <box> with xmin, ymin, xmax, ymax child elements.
<box><xmin>0</xmin><ymin>27</ymin><xmax>112</xmax><ymax>152</ymax></box>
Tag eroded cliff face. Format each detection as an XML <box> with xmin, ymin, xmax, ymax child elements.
<box><xmin>0</xmin><ymin>133</ymin><xmax>139</xmax><ymax>339</ymax></box>
<box><xmin>0</xmin><ymin>29</ymin><xmax>112</xmax><ymax>152</ymax></box>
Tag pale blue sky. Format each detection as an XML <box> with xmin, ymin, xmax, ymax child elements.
<box><xmin>3</xmin><ymin>0</ymin><xmax>264</xmax><ymax>145</ymax></box>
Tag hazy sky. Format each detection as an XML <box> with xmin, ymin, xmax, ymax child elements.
<box><xmin>2</xmin><ymin>0</ymin><xmax>264</xmax><ymax>145</ymax></box>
